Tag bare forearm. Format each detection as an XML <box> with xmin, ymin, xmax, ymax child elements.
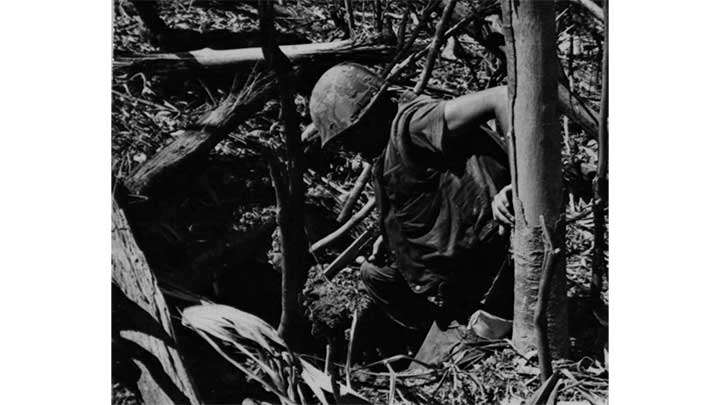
<box><xmin>444</xmin><ymin>86</ymin><xmax>509</xmax><ymax>138</ymax></box>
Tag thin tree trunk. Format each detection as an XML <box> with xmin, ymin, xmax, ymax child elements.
<box><xmin>413</xmin><ymin>0</ymin><xmax>457</xmax><ymax>94</ymax></box>
<box><xmin>591</xmin><ymin>0</ymin><xmax>609</xmax><ymax>314</ymax></box>
<box><xmin>112</xmin><ymin>199</ymin><xmax>200</xmax><ymax>405</ymax></box>
<box><xmin>444</xmin><ymin>1</ymin><xmax>599</xmax><ymax>139</ymax></box>
<box><xmin>501</xmin><ymin>0</ymin><xmax>569</xmax><ymax>359</ymax></box>
<box><xmin>258</xmin><ymin>0</ymin><xmax>309</xmax><ymax>347</ymax></box>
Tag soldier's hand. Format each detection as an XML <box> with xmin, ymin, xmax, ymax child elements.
<box><xmin>492</xmin><ymin>184</ymin><xmax>514</xmax><ymax>235</ymax></box>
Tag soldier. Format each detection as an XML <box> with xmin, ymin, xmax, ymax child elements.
<box><xmin>309</xmin><ymin>63</ymin><xmax>516</xmax><ymax>347</ymax></box>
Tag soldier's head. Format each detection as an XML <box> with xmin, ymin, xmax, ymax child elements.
<box><xmin>309</xmin><ymin>63</ymin><xmax>397</xmax><ymax>160</ymax></box>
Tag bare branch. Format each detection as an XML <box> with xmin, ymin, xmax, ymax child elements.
<box><xmin>414</xmin><ymin>0</ymin><xmax>457</xmax><ymax>94</ymax></box>
<box><xmin>336</xmin><ymin>161</ymin><xmax>373</xmax><ymax>223</ymax></box>
<box><xmin>310</xmin><ymin>198</ymin><xmax>376</xmax><ymax>253</ymax></box>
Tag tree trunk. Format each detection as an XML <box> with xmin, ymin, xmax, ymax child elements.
<box><xmin>502</xmin><ymin>0</ymin><xmax>569</xmax><ymax>359</ymax></box>
<box><xmin>112</xmin><ymin>199</ymin><xmax>200</xmax><ymax>405</ymax></box>
<box><xmin>258</xmin><ymin>0</ymin><xmax>309</xmax><ymax>347</ymax></box>
<box><xmin>444</xmin><ymin>0</ymin><xmax>600</xmax><ymax>139</ymax></box>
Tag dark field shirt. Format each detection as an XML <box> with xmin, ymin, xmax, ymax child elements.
<box><xmin>374</xmin><ymin>95</ymin><xmax>511</xmax><ymax>296</ymax></box>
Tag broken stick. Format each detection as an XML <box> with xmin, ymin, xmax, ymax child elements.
<box><xmin>336</xmin><ymin>161</ymin><xmax>373</xmax><ymax>223</ymax></box>
<box><xmin>310</xmin><ymin>197</ymin><xmax>376</xmax><ymax>253</ymax></box>
<box><xmin>322</xmin><ymin>229</ymin><xmax>377</xmax><ymax>281</ymax></box>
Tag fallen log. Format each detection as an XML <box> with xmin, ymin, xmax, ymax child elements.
<box><xmin>123</xmin><ymin>69</ymin><xmax>276</xmax><ymax>196</ymax></box>
<box><xmin>115</xmin><ymin>39</ymin><xmax>400</xmax><ymax>73</ymax></box>
<box><xmin>112</xmin><ymin>199</ymin><xmax>200</xmax><ymax>405</ymax></box>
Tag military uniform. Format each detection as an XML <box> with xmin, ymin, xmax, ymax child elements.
<box><xmin>361</xmin><ymin>94</ymin><xmax>514</xmax><ymax>330</ymax></box>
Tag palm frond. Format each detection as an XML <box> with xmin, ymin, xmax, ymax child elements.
<box><xmin>181</xmin><ymin>304</ymin><xmax>369</xmax><ymax>405</ymax></box>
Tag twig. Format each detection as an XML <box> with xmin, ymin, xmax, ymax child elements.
<box><xmin>345</xmin><ymin>308</ymin><xmax>359</xmax><ymax>389</ymax></box>
<box><xmin>344</xmin><ymin>0</ymin><xmax>355</xmax><ymax>37</ymax></box>
<box><xmin>337</xmin><ymin>160</ymin><xmax>373</xmax><ymax>223</ymax></box>
<box><xmin>566</xmin><ymin>206</ymin><xmax>594</xmax><ymax>223</ymax></box>
<box><xmin>322</xmin><ymin>229</ymin><xmax>377</xmax><ymax>281</ymax></box>
<box><xmin>385</xmin><ymin>362</ymin><xmax>397</xmax><ymax>405</ymax></box>
<box><xmin>324</xmin><ymin>343</ymin><xmax>332</xmax><ymax>374</ymax></box>
<box><xmin>112</xmin><ymin>89</ymin><xmax>173</xmax><ymax>111</ymax></box>
<box><xmin>384</xmin><ymin>14</ymin><xmax>475</xmax><ymax>86</ymax></box>
<box><xmin>354</xmin><ymin>353</ymin><xmax>436</xmax><ymax>371</ymax></box>
<box><xmin>328</xmin><ymin>341</ymin><xmax>341</xmax><ymax>404</ymax></box>
<box><xmin>380</xmin><ymin>0</ymin><xmax>442</xmax><ymax>78</ymax></box>
<box><xmin>414</xmin><ymin>0</ymin><xmax>457</xmax><ymax>94</ymax></box>
<box><xmin>310</xmin><ymin>197</ymin><xmax>376</xmax><ymax>253</ymax></box>
<box><xmin>396</xmin><ymin>7</ymin><xmax>410</xmax><ymax>49</ymax></box>
<box><xmin>526</xmin><ymin>371</ymin><xmax>560</xmax><ymax>405</ymax></box>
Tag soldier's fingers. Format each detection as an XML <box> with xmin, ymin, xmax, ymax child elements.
<box><xmin>496</xmin><ymin>202</ymin><xmax>515</xmax><ymax>224</ymax></box>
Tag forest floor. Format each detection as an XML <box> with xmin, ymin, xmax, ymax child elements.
<box><xmin>112</xmin><ymin>0</ymin><xmax>608</xmax><ymax>403</ymax></box>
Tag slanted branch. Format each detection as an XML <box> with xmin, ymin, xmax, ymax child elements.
<box><xmin>413</xmin><ymin>0</ymin><xmax>457</xmax><ymax>95</ymax></box>
<box><xmin>336</xmin><ymin>161</ymin><xmax>373</xmax><ymax>223</ymax></box>
<box><xmin>123</xmin><ymin>68</ymin><xmax>277</xmax><ymax>196</ymax></box>
<box><xmin>310</xmin><ymin>197</ymin><xmax>376</xmax><ymax>254</ymax></box>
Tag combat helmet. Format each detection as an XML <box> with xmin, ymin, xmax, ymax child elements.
<box><xmin>309</xmin><ymin>63</ymin><xmax>385</xmax><ymax>147</ymax></box>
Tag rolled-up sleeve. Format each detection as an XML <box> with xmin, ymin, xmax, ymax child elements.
<box><xmin>406</xmin><ymin>98</ymin><xmax>448</xmax><ymax>155</ymax></box>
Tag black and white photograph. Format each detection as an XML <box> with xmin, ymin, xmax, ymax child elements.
<box><xmin>109</xmin><ymin>1</ymin><xmax>608</xmax><ymax>403</ymax></box>
<box><xmin>9</xmin><ymin>0</ymin><xmax>720</xmax><ymax>403</ymax></box>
